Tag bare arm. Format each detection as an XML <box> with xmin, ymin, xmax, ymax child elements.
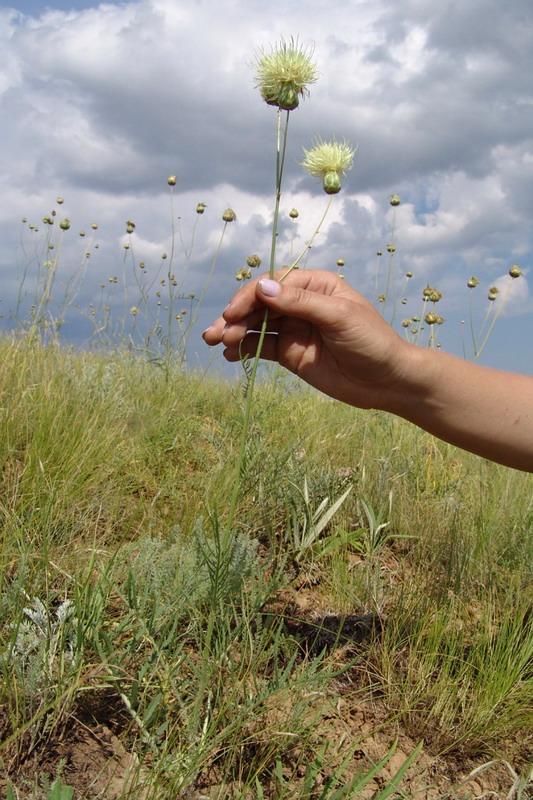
<box><xmin>203</xmin><ymin>270</ymin><xmax>533</xmax><ymax>472</ymax></box>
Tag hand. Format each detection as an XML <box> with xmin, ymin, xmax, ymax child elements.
<box><xmin>203</xmin><ymin>269</ymin><xmax>419</xmax><ymax>412</ymax></box>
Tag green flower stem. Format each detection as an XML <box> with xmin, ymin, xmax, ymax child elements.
<box><xmin>185</xmin><ymin>221</ymin><xmax>230</xmax><ymax>364</ymax></box>
<box><xmin>30</xmin><ymin>230</ymin><xmax>67</xmax><ymax>340</ymax></box>
<box><xmin>226</xmin><ymin>110</ymin><xmax>290</xmax><ymax>532</ymax></box>
<box><xmin>279</xmin><ymin>196</ymin><xmax>333</xmax><ymax>281</ymax></box>
<box><xmin>468</xmin><ymin>288</ymin><xmax>478</xmax><ymax>358</ymax></box>
<box><xmin>476</xmin><ymin>281</ymin><xmax>513</xmax><ymax>359</ymax></box>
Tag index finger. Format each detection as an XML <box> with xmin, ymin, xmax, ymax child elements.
<box><xmin>223</xmin><ymin>268</ymin><xmax>347</xmax><ymax>323</ymax></box>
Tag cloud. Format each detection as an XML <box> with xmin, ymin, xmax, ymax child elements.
<box><xmin>0</xmin><ymin>0</ymin><xmax>531</xmax><ymax>373</ymax></box>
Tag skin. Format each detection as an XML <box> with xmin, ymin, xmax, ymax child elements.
<box><xmin>203</xmin><ymin>270</ymin><xmax>533</xmax><ymax>473</ymax></box>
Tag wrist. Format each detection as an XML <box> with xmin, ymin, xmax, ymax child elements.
<box><xmin>379</xmin><ymin>342</ymin><xmax>440</xmax><ymax>421</ymax></box>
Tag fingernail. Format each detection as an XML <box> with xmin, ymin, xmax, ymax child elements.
<box><xmin>258</xmin><ymin>278</ymin><xmax>281</xmax><ymax>297</ymax></box>
<box><xmin>201</xmin><ymin>326</ymin><xmax>214</xmax><ymax>339</ymax></box>
<box><xmin>223</xmin><ymin>301</ymin><xmax>232</xmax><ymax>313</ymax></box>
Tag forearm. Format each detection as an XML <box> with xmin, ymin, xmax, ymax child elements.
<box><xmin>386</xmin><ymin>347</ymin><xmax>533</xmax><ymax>472</ymax></box>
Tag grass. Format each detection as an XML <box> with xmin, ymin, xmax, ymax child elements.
<box><xmin>0</xmin><ymin>339</ymin><xmax>531</xmax><ymax>799</ymax></box>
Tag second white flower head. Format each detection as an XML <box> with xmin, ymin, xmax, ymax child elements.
<box><xmin>301</xmin><ymin>138</ymin><xmax>356</xmax><ymax>194</ymax></box>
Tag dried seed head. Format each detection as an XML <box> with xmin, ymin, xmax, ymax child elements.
<box><xmin>423</xmin><ymin>285</ymin><xmax>442</xmax><ymax>302</ymax></box>
<box><xmin>235</xmin><ymin>267</ymin><xmax>252</xmax><ymax>281</ymax></box>
<box><xmin>246</xmin><ymin>254</ymin><xmax>262</xmax><ymax>268</ymax></box>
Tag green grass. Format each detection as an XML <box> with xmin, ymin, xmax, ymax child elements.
<box><xmin>0</xmin><ymin>339</ymin><xmax>532</xmax><ymax>799</ymax></box>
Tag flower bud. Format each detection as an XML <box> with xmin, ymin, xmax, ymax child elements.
<box><xmin>509</xmin><ymin>265</ymin><xmax>522</xmax><ymax>278</ymax></box>
<box><xmin>56</xmin><ymin>197</ymin><xmax>64</xmax><ymax>205</ymax></box>
<box><xmin>424</xmin><ymin>311</ymin><xmax>438</xmax><ymax>325</ymax></box>
<box><xmin>196</xmin><ymin>203</ymin><xmax>206</xmax><ymax>214</ymax></box>
<box><xmin>167</xmin><ymin>175</ymin><xmax>177</xmax><ymax>186</ymax></box>
<box><xmin>386</xmin><ymin>244</ymin><xmax>395</xmax><ymax>253</ymax></box>
<box><xmin>467</xmin><ymin>276</ymin><xmax>480</xmax><ymax>288</ymax></box>
<box><xmin>126</xmin><ymin>220</ymin><xmax>135</xmax><ymax>233</ymax></box>
<box><xmin>390</xmin><ymin>194</ymin><xmax>401</xmax><ymax>207</ymax></box>
<box><xmin>59</xmin><ymin>219</ymin><xmax>70</xmax><ymax>231</ymax></box>
<box><xmin>277</xmin><ymin>83</ymin><xmax>300</xmax><ymax>110</ymax></box>
<box><xmin>406</xmin><ymin>271</ymin><xmax>413</xmax><ymax>278</ymax></box>
<box><xmin>246</xmin><ymin>254</ymin><xmax>262</xmax><ymax>268</ymax></box>
<box><xmin>289</xmin><ymin>208</ymin><xmax>299</xmax><ymax>219</ymax></box>
<box><xmin>337</xmin><ymin>258</ymin><xmax>345</xmax><ymax>267</ymax></box>
<box><xmin>323</xmin><ymin>171</ymin><xmax>342</xmax><ymax>194</ymax></box>
<box><xmin>222</xmin><ymin>208</ymin><xmax>236</xmax><ymax>222</ymax></box>
<box><xmin>401</xmin><ymin>318</ymin><xmax>410</xmax><ymax>327</ymax></box>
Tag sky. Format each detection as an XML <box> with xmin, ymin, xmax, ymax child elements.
<box><xmin>0</xmin><ymin>0</ymin><xmax>532</xmax><ymax>376</ymax></box>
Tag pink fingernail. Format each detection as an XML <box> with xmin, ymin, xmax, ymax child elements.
<box><xmin>258</xmin><ymin>278</ymin><xmax>281</xmax><ymax>297</ymax></box>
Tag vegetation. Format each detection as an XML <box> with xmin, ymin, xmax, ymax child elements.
<box><xmin>0</xmin><ymin>341</ymin><xmax>531</xmax><ymax>798</ymax></box>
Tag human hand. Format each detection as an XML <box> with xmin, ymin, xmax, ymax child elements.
<box><xmin>203</xmin><ymin>270</ymin><xmax>421</xmax><ymax>412</ymax></box>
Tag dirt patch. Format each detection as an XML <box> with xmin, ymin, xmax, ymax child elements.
<box><xmin>2</xmin><ymin>608</ymin><xmax>531</xmax><ymax>800</ymax></box>
<box><xmin>2</xmin><ymin>692</ymin><xmax>529</xmax><ymax>800</ymax></box>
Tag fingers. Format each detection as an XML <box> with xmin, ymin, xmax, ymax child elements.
<box><xmin>221</xmin><ymin>332</ymin><xmax>279</xmax><ymax>363</ymax></box>
<box><xmin>202</xmin><ymin>268</ymin><xmax>358</xmax><ymax>350</ymax></box>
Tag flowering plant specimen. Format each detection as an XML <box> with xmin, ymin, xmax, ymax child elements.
<box><xmin>301</xmin><ymin>138</ymin><xmax>356</xmax><ymax>194</ymax></box>
<box><xmin>253</xmin><ymin>36</ymin><xmax>318</xmax><ymax>110</ymax></box>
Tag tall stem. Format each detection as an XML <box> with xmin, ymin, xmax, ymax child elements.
<box><xmin>226</xmin><ymin>110</ymin><xmax>290</xmax><ymax>531</ymax></box>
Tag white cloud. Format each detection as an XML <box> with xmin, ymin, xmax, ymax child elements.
<box><xmin>0</xmin><ymin>0</ymin><xmax>532</xmax><ymax>372</ymax></box>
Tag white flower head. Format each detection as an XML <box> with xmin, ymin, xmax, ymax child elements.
<box><xmin>300</xmin><ymin>138</ymin><xmax>356</xmax><ymax>194</ymax></box>
<box><xmin>253</xmin><ymin>37</ymin><xmax>318</xmax><ymax>111</ymax></box>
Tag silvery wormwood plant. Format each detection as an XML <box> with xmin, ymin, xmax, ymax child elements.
<box><xmin>3</xmin><ymin>596</ymin><xmax>79</xmax><ymax>692</ymax></box>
